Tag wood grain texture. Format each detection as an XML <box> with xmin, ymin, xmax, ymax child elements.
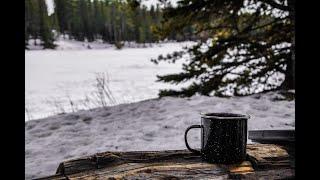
<box><xmin>36</xmin><ymin>144</ymin><xmax>294</xmax><ymax>179</ymax></box>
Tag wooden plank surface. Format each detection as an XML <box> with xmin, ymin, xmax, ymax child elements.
<box><xmin>36</xmin><ymin>144</ymin><xmax>294</xmax><ymax>179</ymax></box>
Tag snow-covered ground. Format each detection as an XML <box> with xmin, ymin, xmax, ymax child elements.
<box><xmin>26</xmin><ymin>36</ymin><xmax>185</xmax><ymax>51</ymax></box>
<box><xmin>25</xmin><ymin>39</ymin><xmax>295</xmax><ymax>179</ymax></box>
<box><xmin>25</xmin><ymin>91</ymin><xmax>294</xmax><ymax>179</ymax></box>
<box><xmin>26</xmin><ymin>40</ymin><xmax>194</xmax><ymax>121</ymax></box>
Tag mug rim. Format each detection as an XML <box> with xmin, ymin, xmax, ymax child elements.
<box><xmin>200</xmin><ymin>112</ymin><xmax>250</xmax><ymax>120</ymax></box>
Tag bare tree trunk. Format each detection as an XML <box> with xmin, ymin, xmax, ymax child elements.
<box><xmin>290</xmin><ymin>0</ymin><xmax>295</xmax><ymax>90</ymax></box>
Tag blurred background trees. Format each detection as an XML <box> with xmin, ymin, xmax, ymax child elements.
<box><xmin>25</xmin><ymin>0</ymin><xmax>192</xmax><ymax>49</ymax></box>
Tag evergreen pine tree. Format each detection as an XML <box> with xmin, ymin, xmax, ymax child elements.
<box><xmin>54</xmin><ymin>0</ymin><xmax>72</xmax><ymax>37</ymax></box>
<box><xmin>100</xmin><ymin>0</ymin><xmax>110</xmax><ymax>42</ymax></box>
<box><xmin>26</xmin><ymin>0</ymin><xmax>41</xmax><ymax>45</ymax></box>
<box><xmin>25</xmin><ymin>0</ymin><xmax>32</xmax><ymax>48</ymax></box>
<box><xmin>93</xmin><ymin>0</ymin><xmax>103</xmax><ymax>39</ymax></box>
<box><xmin>86</xmin><ymin>0</ymin><xmax>95</xmax><ymax>41</ymax></box>
<box><xmin>38</xmin><ymin>0</ymin><xmax>56</xmax><ymax>49</ymax></box>
<box><xmin>152</xmin><ymin>0</ymin><xmax>295</xmax><ymax>97</ymax></box>
<box><xmin>78</xmin><ymin>0</ymin><xmax>94</xmax><ymax>42</ymax></box>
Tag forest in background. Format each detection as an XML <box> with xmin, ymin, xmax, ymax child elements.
<box><xmin>25</xmin><ymin>0</ymin><xmax>195</xmax><ymax>49</ymax></box>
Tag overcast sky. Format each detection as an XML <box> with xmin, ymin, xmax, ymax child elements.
<box><xmin>45</xmin><ymin>0</ymin><xmax>179</xmax><ymax>15</ymax></box>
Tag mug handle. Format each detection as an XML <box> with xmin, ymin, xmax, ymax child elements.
<box><xmin>184</xmin><ymin>125</ymin><xmax>202</xmax><ymax>154</ymax></box>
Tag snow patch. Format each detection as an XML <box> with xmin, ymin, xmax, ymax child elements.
<box><xmin>25</xmin><ymin>41</ymin><xmax>195</xmax><ymax>121</ymax></box>
<box><xmin>26</xmin><ymin>36</ymin><xmax>195</xmax><ymax>51</ymax></box>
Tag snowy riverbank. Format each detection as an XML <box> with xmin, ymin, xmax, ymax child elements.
<box><xmin>25</xmin><ymin>91</ymin><xmax>294</xmax><ymax>179</ymax></box>
<box><xmin>26</xmin><ymin>36</ymin><xmax>190</xmax><ymax>51</ymax></box>
<box><xmin>26</xmin><ymin>40</ymin><xmax>195</xmax><ymax>121</ymax></box>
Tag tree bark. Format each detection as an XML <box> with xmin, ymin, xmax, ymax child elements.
<box><xmin>282</xmin><ymin>56</ymin><xmax>294</xmax><ymax>89</ymax></box>
<box><xmin>282</xmin><ymin>0</ymin><xmax>295</xmax><ymax>90</ymax></box>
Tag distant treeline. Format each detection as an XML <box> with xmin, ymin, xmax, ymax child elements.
<box><xmin>25</xmin><ymin>0</ymin><xmax>195</xmax><ymax>49</ymax></box>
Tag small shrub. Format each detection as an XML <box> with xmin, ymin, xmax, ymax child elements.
<box><xmin>115</xmin><ymin>41</ymin><xmax>124</xmax><ymax>49</ymax></box>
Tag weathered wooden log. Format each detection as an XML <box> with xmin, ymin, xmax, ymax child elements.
<box><xmin>36</xmin><ymin>144</ymin><xmax>294</xmax><ymax>179</ymax></box>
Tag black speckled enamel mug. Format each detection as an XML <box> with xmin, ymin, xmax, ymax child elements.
<box><xmin>184</xmin><ymin>113</ymin><xmax>250</xmax><ymax>164</ymax></box>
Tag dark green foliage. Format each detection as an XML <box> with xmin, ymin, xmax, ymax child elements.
<box><xmin>26</xmin><ymin>0</ymin><xmax>190</xmax><ymax>49</ymax></box>
<box><xmin>25</xmin><ymin>0</ymin><xmax>40</xmax><ymax>45</ymax></box>
<box><xmin>25</xmin><ymin>0</ymin><xmax>56</xmax><ymax>49</ymax></box>
<box><xmin>54</xmin><ymin>0</ymin><xmax>72</xmax><ymax>35</ymax></box>
<box><xmin>152</xmin><ymin>0</ymin><xmax>295</xmax><ymax>97</ymax></box>
<box><xmin>38</xmin><ymin>0</ymin><xmax>56</xmax><ymax>49</ymax></box>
